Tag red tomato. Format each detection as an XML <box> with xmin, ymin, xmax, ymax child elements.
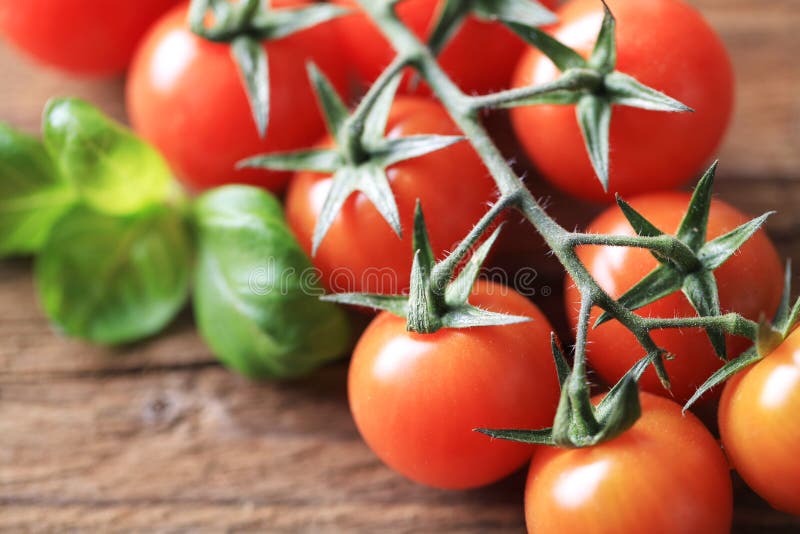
<box><xmin>565</xmin><ymin>192</ymin><xmax>783</xmax><ymax>405</ymax></box>
<box><xmin>719</xmin><ymin>327</ymin><xmax>800</xmax><ymax>515</ymax></box>
<box><xmin>286</xmin><ymin>96</ymin><xmax>497</xmax><ymax>295</ymax></box>
<box><xmin>333</xmin><ymin>0</ymin><xmax>558</xmax><ymax>95</ymax></box>
<box><xmin>126</xmin><ymin>1</ymin><xmax>348</xmax><ymax>192</ymax></box>
<box><xmin>525</xmin><ymin>393</ymin><xmax>733</xmax><ymax>534</ymax></box>
<box><xmin>512</xmin><ymin>0</ymin><xmax>734</xmax><ymax>202</ymax></box>
<box><xmin>349</xmin><ymin>280</ymin><xmax>561</xmax><ymax>489</ymax></box>
<box><xmin>0</xmin><ymin>0</ymin><xmax>181</xmax><ymax>76</ymax></box>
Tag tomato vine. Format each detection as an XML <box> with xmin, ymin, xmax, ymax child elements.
<box><xmin>243</xmin><ymin>0</ymin><xmax>778</xmax><ymax>447</ymax></box>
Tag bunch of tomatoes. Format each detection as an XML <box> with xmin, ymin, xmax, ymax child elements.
<box><xmin>2</xmin><ymin>0</ymin><xmax>799</xmax><ymax>532</ymax></box>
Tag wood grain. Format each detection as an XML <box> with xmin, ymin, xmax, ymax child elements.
<box><xmin>2</xmin><ymin>0</ymin><xmax>800</xmax><ymax>531</ymax></box>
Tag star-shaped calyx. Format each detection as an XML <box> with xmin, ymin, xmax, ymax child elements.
<box><xmin>319</xmin><ymin>200</ymin><xmax>530</xmax><ymax>333</ymax></box>
<box><xmin>594</xmin><ymin>162</ymin><xmax>774</xmax><ymax>360</ymax></box>
<box><xmin>483</xmin><ymin>1</ymin><xmax>693</xmax><ymax>191</ymax></box>
<box><xmin>189</xmin><ymin>0</ymin><xmax>349</xmax><ymax>137</ymax></box>
<box><xmin>684</xmin><ymin>261</ymin><xmax>800</xmax><ymax>410</ymax></box>
<box><xmin>240</xmin><ymin>66</ymin><xmax>464</xmax><ymax>255</ymax></box>
<box><xmin>424</xmin><ymin>0</ymin><xmax>557</xmax><ymax>59</ymax></box>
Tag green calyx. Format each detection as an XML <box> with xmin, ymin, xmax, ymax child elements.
<box><xmin>477</xmin><ymin>335</ymin><xmax>650</xmax><ymax>448</ymax></box>
<box><xmin>425</xmin><ymin>0</ymin><xmax>556</xmax><ymax>59</ymax></box>
<box><xmin>475</xmin><ymin>1</ymin><xmax>692</xmax><ymax>191</ymax></box>
<box><xmin>594</xmin><ymin>162</ymin><xmax>773</xmax><ymax>361</ymax></box>
<box><xmin>188</xmin><ymin>0</ymin><xmax>349</xmax><ymax>137</ymax></box>
<box><xmin>240</xmin><ymin>62</ymin><xmax>463</xmax><ymax>256</ymax></box>
<box><xmin>322</xmin><ymin>198</ymin><xmax>529</xmax><ymax>334</ymax></box>
<box><xmin>684</xmin><ymin>261</ymin><xmax>800</xmax><ymax>410</ymax></box>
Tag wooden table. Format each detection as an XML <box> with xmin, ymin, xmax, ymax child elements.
<box><xmin>2</xmin><ymin>1</ymin><xmax>799</xmax><ymax>531</ymax></box>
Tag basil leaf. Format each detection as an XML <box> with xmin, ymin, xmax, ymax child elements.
<box><xmin>35</xmin><ymin>205</ymin><xmax>192</xmax><ymax>345</ymax></box>
<box><xmin>193</xmin><ymin>185</ymin><xmax>351</xmax><ymax>380</ymax></box>
<box><xmin>0</xmin><ymin>124</ymin><xmax>76</xmax><ymax>257</ymax></box>
<box><xmin>43</xmin><ymin>98</ymin><xmax>172</xmax><ymax>215</ymax></box>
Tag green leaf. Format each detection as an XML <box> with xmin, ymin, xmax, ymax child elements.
<box><xmin>238</xmin><ymin>148</ymin><xmax>343</xmax><ymax>173</ymax></box>
<box><xmin>593</xmin><ymin>373</ymin><xmax>641</xmax><ymax>439</ymax></box>
<box><xmin>605</xmin><ymin>72</ymin><xmax>693</xmax><ymax>112</ymax></box>
<box><xmin>774</xmin><ymin>260</ymin><xmax>793</xmax><ymax>330</ymax></box>
<box><xmin>474</xmin><ymin>0</ymin><xmax>557</xmax><ymax>26</ymax></box>
<box><xmin>576</xmin><ymin>95</ymin><xmax>612</xmax><ymax>191</ymax></box>
<box><xmin>595</xmin><ymin>265</ymin><xmax>683</xmax><ymax>327</ymax></box>
<box><xmin>440</xmin><ymin>305</ymin><xmax>530</xmax><ymax>329</ymax></box>
<box><xmin>698</xmin><ymin>212</ymin><xmax>773</xmax><ymax>271</ymax></box>
<box><xmin>683</xmin><ymin>270</ymin><xmax>726</xmax><ymax>359</ymax></box>
<box><xmin>444</xmin><ymin>224</ymin><xmax>504</xmax><ymax>307</ymax></box>
<box><xmin>588</xmin><ymin>1</ymin><xmax>616</xmax><ymax>73</ymax></box>
<box><xmin>425</xmin><ymin>0</ymin><xmax>470</xmax><ymax>57</ymax></box>
<box><xmin>676</xmin><ymin>161</ymin><xmax>718</xmax><ymax>251</ymax></box>
<box><xmin>474</xmin><ymin>427</ymin><xmax>554</xmax><ymax>446</ymax></box>
<box><xmin>505</xmin><ymin>23</ymin><xmax>587</xmax><ymax>72</ymax></box>
<box><xmin>373</xmin><ymin>135</ymin><xmax>464</xmax><ymax>168</ymax></box>
<box><xmin>35</xmin><ymin>205</ymin><xmax>191</xmax><ymax>345</ymax></box>
<box><xmin>194</xmin><ymin>185</ymin><xmax>351</xmax><ymax>380</ymax></box>
<box><xmin>0</xmin><ymin>124</ymin><xmax>76</xmax><ymax>257</ymax></box>
<box><xmin>362</xmin><ymin>73</ymin><xmax>403</xmax><ymax>144</ymax></box>
<box><xmin>683</xmin><ymin>346</ymin><xmax>763</xmax><ymax>411</ymax></box>
<box><xmin>257</xmin><ymin>3</ymin><xmax>351</xmax><ymax>41</ymax></box>
<box><xmin>321</xmin><ymin>293</ymin><xmax>408</xmax><ymax>316</ymax></box>
<box><xmin>311</xmin><ymin>167</ymin><xmax>358</xmax><ymax>255</ymax></box>
<box><xmin>357</xmin><ymin>164</ymin><xmax>402</xmax><ymax>239</ymax></box>
<box><xmin>230</xmin><ymin>36</ymin><xmax>270</xmax><ymax>137</ymax></box>
<box><xmin>412</xmin><ymin>201</ymin><xmax>435</xmax><ymax>274</ymax></box>
<box><xmin>551</xmin><ymin>333</ymin><xmax>570</xmax><ymax>388</ymax></box>
<box><xmin>307</xmin><ymin>62</ymin><xmax>349</xmax><ymax>138</ymax></box>
<box><xmin>43</xmin><ymin>98</ymin><xmax>172</xmax><ymax>216</ymax></box>
<box><xmin>616</xmin><ymin>196</ymin><xmax>664</xmax><ymax>238</ymax></box>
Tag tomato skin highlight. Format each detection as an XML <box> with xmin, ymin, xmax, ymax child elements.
<box><xmin>565</xmin><ymin>192</ymin><xmax>783</xmax><ymax>405</ymax></box>
<box><xmin>349</xmin><ymin>281</ymin><xmax>561</xmax><ymax>490</ymax></box>
<box><xmin>0</xmin><ymin>0</ymin><xmax>182</xmax><ymax>76</ymax></box>
<box><xmin>286</xmin><ymin>97</ymin><xmax>497</xmax><ymax>296</ymax></box>
<box><xmin>525</xmin><ymin>393</ymin><xmax>733</xmax><ymax>534</ymax></box>
<box><xmin>125</xmin><ymin>1</ymin><xmax>347</xmax><ymax>192</ymax></box>
<box><xmin>512</xmin><ymin>0</ymin><xmax>734</xmax><ymax>203</ymax></box>
<box><xmin>719</xmin><ymin>328</ymin><xmax>800</xmax><ymax>515</ymax></box>
<box><xmin>332</xmin><ymin>0</ymin><xmax>558</xmax><ymax>95</ymax></box>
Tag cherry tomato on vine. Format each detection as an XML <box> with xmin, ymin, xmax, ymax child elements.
<box><xmin>126</xmin><ymin>1</ymin><xmax>348</xmax><ymax>192</ymax></box>
<box><xmin>349</xmin><ymin>280</ymin><xmax>560</xmax><ymax>490</ymax></box>
<box><xmin>286</xmin><ymin>96</ymin><xmax>497</xmax><ymax>295</ymax></box>
<box><xmin>512</xmin><ymin>0</ymin><xmax>734</xmax><ymax>203</ymax></box>
<box><xmin>332</xmin><ymin>0</ymin><xmax>558</xmax><ymax>95</ymax></box>
<box><xmin>565</xmin><ymin>192</ymin><xmax>783</xmax><ymax>405</ymax></box>
<box><xmin>525</xmin><ymin>392</ymin><xmax>733</xmax><ymax>534</ymax></box>
<box><xmin>0</xmin><ymin>0</ymin><xmax>181</xmax><ymax>76</ymax></box>
<box><xmin>719</xmin><ymin>327</ymin><xmax>800</xmax><ymax>515</ymax></box>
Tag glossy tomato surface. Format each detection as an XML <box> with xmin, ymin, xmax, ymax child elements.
<box><xmin>349</xmin><ymin>281</ymin><xmax>561</xmax><ymax>489</ymax></box>
<box><xmin>286</xmin><ymin>96</ymin><xmax>497</xmax><ymax>295</ymax></box>
<box><xmin>512</xmin><ymin>0</ymin><xmax>734</xmax><ymax>202</ymax></box>
<box><xmin>333</xmin><ymin>0</ymin><xmax>558</xmax><ymax>95</ymax></box>
<box><xmin>126</xmin><ymin>1</ymin><xmax>347</xmax><ymax>192</ymax></box>
<box><xmin>566</xmin><ymin>192</ymin><xmax>782</xmax><ymax>404</ymax></box>
<box><xmin>719</xmin><ymin>327</ymin><xmax>800</xmax><ymax>515</ymax></box>
<box><xmin>0</xmin><ymin>0</ymin><xmax>181</xmax><ymax>76</ymax></box>
<box><xmin>525</xmin><ymin>393</ymin><xmax>733</xmax><ymax>534</ymax></box>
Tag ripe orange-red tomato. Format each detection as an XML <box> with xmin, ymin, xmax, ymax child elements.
<box><xmin>126</xmin><ymin>1</ymin><xmax>347</xmax><ymax>192</ymax></box>
<box><xmin>525</xmin><ymin>393</ymin><xmax>733</xmax><ymax>534</ymax></box>
<box><xmin>512</xmin><ymin>0</ymin><xmax>734</xmax><ymax>202</ymax></box>
<box><xmin>719</xmin><ymin>327</ymin><xmax>800</xmax><ymax>515</ymax></box>
<box><xmin>286</xmin><ymin>97</ymin><xmax>497</xmax><ymax>295</ymax></box>
<box><xmin>349</xmin><ymin>280</ymin><xmax>561</xmax><ymax>489</ymax></box>
<box><xmin>333</xmin><ymin>0</ymin><xmax>558</xmax><ymax>95</ymax></box>
<box><xmin>565</xmin><ymin>192</ymin><xmax>783</xmax><ymax>405</ymax></box>
<box><xmin>0</xmin><ymin>0</ymin><xmax>181</xmax><ymax>76</ymax></box>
